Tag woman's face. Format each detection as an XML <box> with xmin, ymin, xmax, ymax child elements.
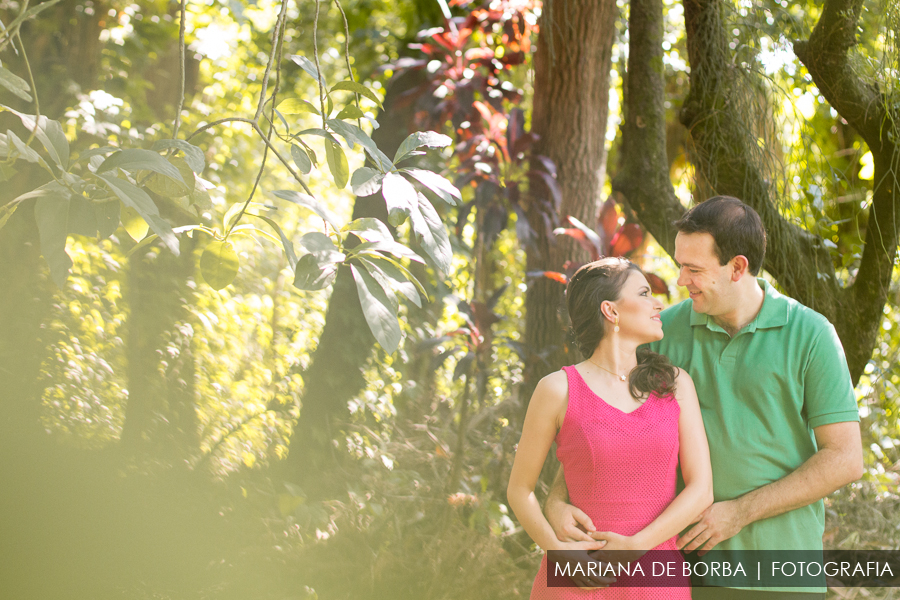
<box><xmin>610</xmin><ymin>270</ymin><xmax>665</xmax><ymax>343</ymax></box>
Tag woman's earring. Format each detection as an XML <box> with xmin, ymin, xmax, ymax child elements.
<box><xmin>614</xmin><ymin>316</ymin><xmax>620</xmax><ymax>333</ymax></box>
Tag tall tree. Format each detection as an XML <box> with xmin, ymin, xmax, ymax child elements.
<box><xmin>523</xmin><ymin>0</ymin><xmax>619</xmax><ymax>399</ymax></box>
<box><xmin>617</xmin><ymin>0</ymin><xmax>898</xmax><ymax>383</ymax></box>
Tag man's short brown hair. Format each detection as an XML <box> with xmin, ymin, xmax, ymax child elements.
<box><xmin>674</xmin><ymin>196</ymin><xmax>767</xmax><ymax>275</ymax></box>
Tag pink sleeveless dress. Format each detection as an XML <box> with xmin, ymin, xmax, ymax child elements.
<box><xmin>530</xmin><ymin>365</ymin><xmax>691</xmax><ymax>599</ymax></box>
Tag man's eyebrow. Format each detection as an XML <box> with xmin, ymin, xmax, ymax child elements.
<box><xmin>675</xmin><ymin>260</ymin><xmax>702</xmax><ymax>269</ymax></box>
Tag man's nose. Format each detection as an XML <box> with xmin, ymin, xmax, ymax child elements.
<box><xmin>676</xmin><ymin>268</ymin><xmax>688</xmax><ymax>287</ymax></box>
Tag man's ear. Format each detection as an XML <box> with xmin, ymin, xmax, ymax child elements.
<box><xmin>731</xmin><ymin>255</ymin><xmax>750</xmax><ymax>281</ymax></box>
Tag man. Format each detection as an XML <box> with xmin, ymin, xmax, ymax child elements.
<box><xmin>544</xmin><ymin>196</ymin><xmax>863</xmax><ymax>599</ymax></box>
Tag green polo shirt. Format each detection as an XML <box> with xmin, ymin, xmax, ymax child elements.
<box><xmin>647</xmin><ymin>279</ymin><xmax>859</xmax><ymax>591</ymax></box>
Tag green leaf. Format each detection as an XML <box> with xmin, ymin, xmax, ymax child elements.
<box><xmin>343</xmin><ymin>217</ymin><xmax>393</xmax><ymax>242</ymax></box>
<box><xmin>350</xmin><ymin>167</ymin><xmax>384</xmax><ymax>197</ymax></box>
<box><xmin>274</xmin><ymin>108</ymin><xmax>291</xmax><ymax>134</ymax></box>
<box><xmin>6</xmin><ymin>129</ymin><xmax>45</xmax><ymax>165</ymax></box>
<box><xmin>33</xmin><ymin>187</ymin><xmax>73</xmax><ymax>287</ymax></box>
<box><xmin>325</xmin><ymin>119</ymin><xmax>393</xmax><ymax>171</ymax></box>
<box><xmin>0</xmin><ymin>66</ymin><xmax>32</xmax><ymax>101</ymax></box>
<box><xmin>246</xmin><ymin>213</ymin><xmax>298</xmax><ymax>269</ymax></box>
<box><xmin>298</xmin><ymin>231</ymin><xmax>345</xmax><ymax>263</ymax></box>
<box><xmin>290</xmin><ymin>55</ymin><xmax>326</xmax><ymax>86</ymax></box>
<box><xmin>63</xmin><ymin>196</ymin><xmax>120</xmax><ymax>240</ymax></box>
<box><xmin>410</xmin><ymin>193</ymin><xmax>452</xmax><ymax>273</ymax></box>
<box><xmin>76</xmin><ymin>146</ymin><xmax>118</xmax><ymax>163</ymax></box>
<box><xmin>0</xmin><ymin>161</ymin><xmax>16</xmax><ymax>182</ymax></box>
<box><xmin>335</xmin><ymin>105</ymin><xmax>365</xmax><ymax>120</ymax></box>
<box><xmin>350</xmin><ymin>264</ymin><xmax>401</xmax><ymax>353</ymax></box>
<box><xmin>0</xmin><ymin>201</ymin><xmax>18</xmax><ymax>233</ymax></box>
<box><xmin>229</xmin><ymin>223</ymin><xmax>281</xmax><ymax>246</ymax></box>
<box><xmin>401</xmin><ymin>168</ymin><xmax>462</xmax><ymax>206</ymax></box>
<box><xmin>328</xmin><ymin>81</ymin><xmax>384</xmax><ymax>110</ymax></box>
<box><xmin>2</xmin><ymin>107</ymin><xmax>69</xmax><ymax>170</ymax></box>
<box><xmin>94</xmin><ymin>200</ymin><xmax>121</xmax><ymax>239</ymax></box>
<box><xmin>325</xmin><ymin>140</ymin><xmax>349</xmax><ymax>189</ymax></box>
<box><xmin>393</xmin><ymin>131</ymin><xmax>452</xmax><ymax>164</ymax></box>
<box><xmin>298</xmin><ymin>139</ymin><xmax>318</xmax><ymax>167</ymax></box>
<box><xmin>200</xmin><ymin>241</ymin><xmax>240</xmax><ymax>290</ymax></box>
<box><xmin>121</xmin><ymin>203</ymin><xmax>149</xmax><ymax>242</ymax></box>
<box><xmin>352</xmin><ymin>240</ymin><xmax>424</xmax><ymax>263</ymax></box>
<box><xmin>271</xmin><ymin>190</ymin><xmax>340</xmax><ymax>230</ymax></box>
<box><xmin>151</xmin><ymin>139</ymin><xmax>205</xmax><ymax>173</ymax></box>
<box><xmin>382</xmin><ymin>172</ymin><xmax>417</xmax><ymax>225</ymax></box>
<box><xmin>97</xmin><ymin>173</ymin><xmax>179</xmax><ymax>255</ymax></box>
<box><xmin>293</xmin><ymin>253</ymin><xmax>338</xmax><ymax>291</ymax></box>
<box><xmin>297</xmin><ymin>127</ymin><xmax>341</xmax><ymax>146</ymax></box>
<box><xmin>98</xmin><ymin>149</ymin><xmax>186</xmax><ymax>184</ymax></box>
<box><xmin>187</xmin><ymin>178</ymin><xmax>213</xmax><ymax>213</ymax></box>
<box><xmin>144</xmin><ymin>156</ymin><xmax>195</xmax><ymax>198</ymax></box>
<box><xmin>290</xmin><ymin>144</ymin><xmax>312</xmax><ymax>175</ymax></box>
<box><xmin>277</xmin><ymin>98</ymin><xmax>321</xmax><ymax>116</ymax></box>
<box><xmin>358</xmin><ymin>255</ymin><xmax>422</xmax><ymax>308</ymax></box>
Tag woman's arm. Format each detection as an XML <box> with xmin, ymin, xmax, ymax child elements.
<box><xmin>596</xmin><ymin>369</ymin><xmax>714</xmax><ymax>551</ymax></box>
<box><xmin>507</xmin><ymin>372</ymin><xmax>606</xmax><ymax>553</ymax></box>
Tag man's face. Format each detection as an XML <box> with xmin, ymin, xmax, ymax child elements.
<box><xmin>673</xmin><ymin>232</ymin><xmax>735</xmax><ymax>316</ymax></box>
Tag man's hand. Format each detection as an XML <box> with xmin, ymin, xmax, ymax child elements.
<box><xmin>546</xmin><ymin>498</ymin><xmax>597</xmax><ymax>542</ymax></box>
<box><xmin>676</xmin><ymin>499</ymin><xmax>745</xmax><ymax>556</ymax></box>
<box><xmin>548</xmin><ymin>545</ymin><xmax>617</xmax><ymax>590</ymax></box>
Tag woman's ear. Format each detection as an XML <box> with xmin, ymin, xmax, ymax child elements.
<box><xmin>600</xmin><ymin>300</ymin><xmax>618</xmax><ymax>323</ymax></box>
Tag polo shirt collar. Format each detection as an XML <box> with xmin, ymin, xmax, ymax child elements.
<box><xmin>689</xmin><ymin>278</ymin><xmax>788</xmax><ymax>332</ymax></box>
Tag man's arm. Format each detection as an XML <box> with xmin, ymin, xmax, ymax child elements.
<box><xmin>543</xmin><ymin>464</ymin><xmax>597</xmax><ymax>542</ymax></box>
<box><xmin>678</xmin><ymin>420</ymin><xmax>863</xmax><ymax>554</ymax></box>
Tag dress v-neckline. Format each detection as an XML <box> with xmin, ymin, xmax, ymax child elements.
<box><xmin>570</xmin><ymin>365</ymin><xmax>654</xmax><ymax>416</ymax></box>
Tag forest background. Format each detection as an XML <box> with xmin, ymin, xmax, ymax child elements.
<box><xmin>0</xmin><ymin>0</ymin><xmax>897</xmax><ymax>598</ymax></box>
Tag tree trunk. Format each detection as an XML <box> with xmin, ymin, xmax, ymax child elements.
<box><xmin>120</xmin><ymin>241</ymin><xmax>198</xmax><ymax>459</ymax></box>
<box><xmin>523</xmin><ymin>0</ymin><xmax>618</xmax><ymax>402</ymax></box>
<box><xmin>284</xmin><ymin>70</ymin><xmax>425</xmax><ymax>478</ymax></box>
<box><xmin>612</xmin><ymin>0</ymin><xmax>681</xmax><ymax>255</ymax></box>
<box><xmin>0</xmin><ymin>198</ymin><xmax>54</xmax><ymax>442</ymax></box>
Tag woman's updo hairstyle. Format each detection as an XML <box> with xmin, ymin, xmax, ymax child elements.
<box><xmin>566</xmin><ymin>258</ymin><xmax>677</xmax><ymax>399</ymax></box>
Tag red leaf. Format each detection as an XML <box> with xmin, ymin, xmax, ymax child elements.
<box><xmin>598</xmin><ymin>197</ymin><xmax>619</xmax><ymax>249</ymax></box>
<box><xmin>464</xmin><ymin>47</ymin><xmax>495</xmax><ymax>61</ymax></box>
<box><xmin>645</xmin><ymin>272</ymin><xmax>670</xmax><ymax>299</ymax></box>
<box><xmin>609</xmin><ymin>223</ymin><xmax>645</xmax><ymax>257</ymax></box>
<box><xmin>553</xmin><ymin>226</ymin><xmax>600</xmax><ymax>260</ymax></box>
<box><xmin>566</xmin><ymin>215</ymin><xmax>603</xmax><ymax>259</ymax></box>
<box><xmin>472</xmin><ymin>100</ymin><xmax>494</xmax><ymax>122</ymax></box>
<box><xmin>525</xmin><ymin>271</ymin><xmax>568</xmax><ymax>284</ymax></box>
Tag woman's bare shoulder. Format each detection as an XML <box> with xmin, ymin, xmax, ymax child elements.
<box><xmin>673</xmin><ymin>367</ymin><xmax>698</xmax><ymax>403</ymax></box>
<box><xmin>537</xmin><ymin>368</ymin><xmax>569</xmax><ymax>398</ymax></box>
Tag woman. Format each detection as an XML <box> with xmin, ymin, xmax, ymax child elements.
<box><xmin>507</xmin><ymin>258</ymin><xmax>713</xmax><ymax>599</ymax></box>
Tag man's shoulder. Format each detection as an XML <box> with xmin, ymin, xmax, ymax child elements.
<box><xmin>776</xmin><ymin>288</ymin><xmax>835</xmax><ymax>337</ymax></box>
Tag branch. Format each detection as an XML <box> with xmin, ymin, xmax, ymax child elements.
<box><xmin>679</xmin><ymin>0</ymin><xmax>840</xmax><ymax>316</ymax></box>
<box><xmin>795</xmin><ymin>0</ymin><xmax>900</xmax><ymax>380</ymax></box>
<box><xmin>611</xmin><ymin>0</ymin><xmax>683</xmax><ymax>255</ymax></box>
<box><xmin>793</xmin><ymin>0</ymin><xmax>887</xmax><ymax>152</ymax></box>
<box><xmin>172</xmin><ymin>0</ymin><xmax>187</xmax><ymax>139</ymax></box>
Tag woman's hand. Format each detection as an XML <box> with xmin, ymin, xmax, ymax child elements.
<box><xmin>588</xmin><ymin>531</ymin><xmax>647</xmax><ymax>566</ymax></box>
